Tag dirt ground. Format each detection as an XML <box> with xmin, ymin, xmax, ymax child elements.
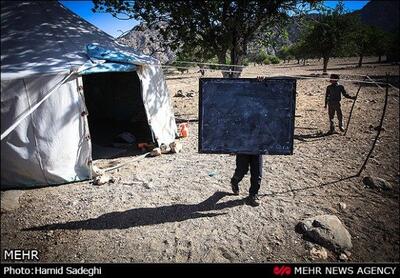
<box><xmin>1</xmin><ymin>57</ymin><xmax>399</xmax><ymax>263</ymax></box>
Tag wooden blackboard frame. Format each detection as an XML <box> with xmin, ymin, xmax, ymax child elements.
<box><xmin>198</xmin><ymin>77</ymin><xmax>296</xmax><ymax>155</ymax></box>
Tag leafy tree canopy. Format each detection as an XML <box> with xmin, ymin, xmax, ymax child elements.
<box><xmin>92</xmin><ymin>0</ymin><xmax>321</xmax><ymax>76</ymax></box>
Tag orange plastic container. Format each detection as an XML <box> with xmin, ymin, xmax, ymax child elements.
<box><xmin>179</xmin><ymin>123</ymin><xmax>189</xmax><ymax>138</ymax></box>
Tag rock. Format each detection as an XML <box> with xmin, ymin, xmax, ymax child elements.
<box><xmin>159</xmin><ymin>143</ymin><xmax>170</xmax><ymax>154</ymax></box>
<box><xmin>117</xmin><ymin>22</ymin><xmax>176</xmax><ymax>64</ymax></box>
<box><xmin>1</xmin><ymin>190</ymin><xmax>25</xmax><ymax>212</ymax></box>
<box><xmin>208</xmin><ymin>171</ymin><xmax>217</xmax><ymax>177</ymax></box>
<box><xmin>174</xmin><ymin>90</ymin><xmax>185</xmax><ymax>97</ymax></box>
<box><xmin>150</xmin><ymin>148</ymin><xmax>162</xmax><ymax>157</ymax></box>
<box><xmin>91</xmin><ymin>165</ymin><xmax>104</xmax><ymax>178</ymax></box>
<box><xmin>339</xmin><ymin>253</ymin><xmax>349</xmax><ymax>261</ymax></box>
<box><xmin>296</xmin><ymin>215</ymin><xmax>352</xmax><ymax>253</ymax></box>
<box><xmin>186</xmin><ymin>91</ymin><xmax>195</xmax><ymax>97</ymax></box>
<box><xmin>46</xmin><ymin>231</ymin><xmax>54</xmax><ymax>237</ymax></box>
<box><xmin>93</xmin><ymin>175</ymin><xmax>111</xmax><ymax>185</ymax></box>
<box><xmin>339</xmin><ymin>202</ymin><xmax>347</xmax><ymax>210</ymax></box>
<box><xmin>170</xmin><ymin>142</ymin><xmax>182</xmax><ymax>153</ymax></box>
<box><xmin>309</xmin><ymin>246</ymin><xmax>328</xmax><ymax>260</ymax></box>
<box><xmin>363</xmin><ymin>176</ymin><xmax>392</xmax><ymax>190</ymax></box>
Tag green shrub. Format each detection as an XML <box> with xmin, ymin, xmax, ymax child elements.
<box><xmin>241</xmin><ymin>58</ymin><xmax>250</xmax><ymax>66</ymax></box>
<box><xmin>270</xmin><ymin>55</ymin><xmax>280</xmax><ymax>64</ymax></box>
<box><xmin>263</xmin><ymin>58</ymin><xmax>271</xmax><ymax>65</ymax></box>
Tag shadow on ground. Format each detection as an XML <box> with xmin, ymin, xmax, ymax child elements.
<box><xmin>25</xmin><ymin>191</ymin><xmax>245</xmax><ymax>231</ymax></box>
<box><xmin>294</xmin><ymin>131</ymin><xmax>334</xmax><ymax>142</ymax></box>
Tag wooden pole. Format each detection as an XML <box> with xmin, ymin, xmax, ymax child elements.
<box><xmin>356</xmin><ymin>74</ymin><xmax>390</xmax><ymax>177</ymax></box>
<box><xmin>344</xmin><ymin>77</ymin><xmax>366</xmax><ymax>136</ymax></box>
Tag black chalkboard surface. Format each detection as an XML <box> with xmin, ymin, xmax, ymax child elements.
<box><xmin>199</xmin><ymin>77</ymin><xmax>296</xmax><ymax>155</ymax></box>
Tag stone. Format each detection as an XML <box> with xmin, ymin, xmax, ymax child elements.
<box><xmin>296</xmin><ymin>215</ymin><xmax>352</xmax><ymax>253</ymax></box>
<box><xmin>310</xmin><ymin>246</ymin><xmax>328</xmax><ymax>260</ymax></box>
<box><xmin>186</xmin><ymin>91</ymin><xmax>195</xmax><ymax>97</ymax></box>
<box><xmin>159</xmin><ymin>143</ymin><xmax>170</xmax><ymax>154</ymax></box>
<box><xmin>339</xmin><ymin>202</ymin><xmax>347</xmax><ymax>210</ymax></box>
<box><xmin>1</xmin><ymin>190</ymin><xmax>25</xmax><ymax>212</ymax></box>
<box><xmin>363</xmin><ymin>176</ymin><xmax>393</xmax><ymax>191</ymax></box>
<box><xmin>150</xmin><ymin>148</ymin><xmax>162</xmax><ymax>157</ymax></box>
<box><xmin>174</xmin><ymin>90</ymin><xmax>185</xmax><ymax>97</ymax></box>
<box><xmin>91</xmin><ymin>165</ymin><xmax>104</xmax><ymax>178</ymax></box>
<box><xmin>344</xmin><ymin>250</ymin><xmax>352</xmax><ymax>257</ymax></box>
<box><xmin>93</xmin><ymin>175</ymin><xmax>111</xmax><ymax>185</ymax></box>
<box><xmin>170</xmin><ymin>142</ymin><xmax>182</xmax><ymax>153</ymax></box>
<box><xmin>339</xmin><ymin>253</ymin><xmax>349</xmax><ymax>261</ymax></box>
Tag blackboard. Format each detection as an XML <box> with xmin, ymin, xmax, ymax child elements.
<box><xmin>198</xmin><ymin>78</ymin><xmax>296</xmax><ymax>155</ymax></box>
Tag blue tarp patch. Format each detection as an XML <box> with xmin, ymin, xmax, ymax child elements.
<box><xmin>79</xmin><ymin>61</ymin><xmax>136</xmax><ymax>75</ymax></box>
<box><xmin>80</xmin><ymin>44</ymin><xmax>139</xmax><ymax>75</ymax></box>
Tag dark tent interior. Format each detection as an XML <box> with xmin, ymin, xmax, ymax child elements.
<box><xmin>82</xmin><ymin>71</ymin><xmax>154</xmax><ymax>159</ymax></box>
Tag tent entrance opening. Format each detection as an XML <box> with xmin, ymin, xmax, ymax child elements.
<box><xmin>82</xmin><ymin>71</ymin><xmax>153</xmax><ymax>158</ymax></box>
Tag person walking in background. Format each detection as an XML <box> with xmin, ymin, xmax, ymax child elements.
<box><xmin>325</xmin><ymin>74</ymin><xmax>357</xmax><ymax>133</ymax></box>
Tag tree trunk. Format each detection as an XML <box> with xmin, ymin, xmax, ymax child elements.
<box><xmin>358</xmin><ymin>54</ymin><xmax>363</xmax><ymax>68</ymax></box>
<box><xmin>297</xmin><ymin>59</ymin><xmax>300</xmax><ymax>64</ymax></box>
<box><xmin>217</xmin><ymin>51</ymin><xmax>230</xmax><ymax>79</ymax></box>
<box><xmin>322</xmin><ymin>57</ymin><xmax>329</xmax><ymax>75</ymax></box>
<box><xmin>226</xmin><ymin>35</ymin><xmax>243</xmax><ymax>78</ymax></box>
<box><xmin>303</xmin><ymin>59</ymin><xmax>306</xmax><ymax>65</ymax></box>
<box><xmin>378</xmin><ymin>55</ymin><xmax>382</xmax><ymax>63</ymax></box>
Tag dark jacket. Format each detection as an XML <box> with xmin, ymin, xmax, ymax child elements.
<box><xmin>325</xmin><ymin>83</ymin><xmax>354</xmax><ymax>106</ymax></box>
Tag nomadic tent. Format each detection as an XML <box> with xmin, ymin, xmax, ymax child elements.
<box><xmin>1</xmin><ymin>1</ymin><xmax>177</xmax><ymax>188</ymax></box>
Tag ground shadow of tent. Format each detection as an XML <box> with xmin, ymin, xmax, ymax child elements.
<box><xmin>25</xmin><ymin>191</ymin><xmax>245</xmax><ymax>231</ymax></box>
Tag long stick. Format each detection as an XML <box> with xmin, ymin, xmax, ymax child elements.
<box><xmin>356</xmin><ymin>74</ymin><xmax>390</xmax><ymax>177</ymax></box>
<box><xmin>102</xmin><ymin>152</ymin><xmax>150</xmax><ymax>173</ymax></box>
<box><xmin>344</xmin><ymin>77</ymin><xmax>366</xmax><ymax>136</ymax></box>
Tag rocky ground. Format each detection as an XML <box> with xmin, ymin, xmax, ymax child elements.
<box><xmin>1</xmin><ymin>57</ymin><xmax>399</xmax><ymax>263</ymax></box>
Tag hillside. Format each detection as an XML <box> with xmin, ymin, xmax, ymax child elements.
<box><xmin>356</xmin><ymin>0</ymin><xmax>399</xmax><ymax>33</ymax></box>
<box><xmin>117</xmin><ymin>23</ymin><xmax>175</xmax><ymax>63</ymax></box>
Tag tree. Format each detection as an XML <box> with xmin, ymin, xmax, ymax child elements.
<box><xmin>353</xmin><ymin>25</ymin><xmax>378</xmax><ymax>67</ymax></box>
<box><xmin>276</xmin><ymin>46</ymin><xmax>291</xmax><ymax>63</ymax></box>
<box><xmin>349</xmin><ymin>17</ymin><xmax>389</xmax><ymax>67</ymax></box>
<box><xmin>301</xmin><ymin>1</ymin><xmax>355</xmax><ymax>74</ymax></box>
<box><xmin>92</xmin><ymin>0</ymin><xmax>320</xmax><ymax>77</ymax></box>
<box><xmin>386</xmin><ymin>31</ymin><xmax>400</xmax><ymax>62</ymax></box>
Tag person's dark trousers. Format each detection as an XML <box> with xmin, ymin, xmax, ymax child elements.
<box><xmin>231</xmin><ymin>154</ymin><xmax>263</xmax><ymax>195</ymax></box>
<box><xmin>328</xmin><ymin>101</ymin><xmax>343</xmax><ymax>132</ymax></box>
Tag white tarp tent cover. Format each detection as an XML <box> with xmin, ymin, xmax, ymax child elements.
<box><xmin>1</xmin><ymin>1</ymin><xmax>177</xmax><ymax>188</ymax></box>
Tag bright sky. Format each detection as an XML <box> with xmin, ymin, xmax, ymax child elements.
<box><xmin>60</xmin><ymin>0</ymin><xmax>370</xmax><ymax>38</ymax></box>
<box><xmin>59</xmin><ymin>1</ymin><xmax>138</xmax><ymax>38</ymax></box>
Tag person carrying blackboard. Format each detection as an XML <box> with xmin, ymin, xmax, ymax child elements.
<box><xmin>229</xmin><ymin>76</ymin><xmax>265</xmax><ymax>207</ymax></box>
<box><xmin>325</xmin><ymin>74</ymin><xmax>357</xmax><ymax>133</ymax></box>
<box><xmin>231</xmin><ymin>154</ymin><xmax>263</xmax><ymax>207</ymax></box>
